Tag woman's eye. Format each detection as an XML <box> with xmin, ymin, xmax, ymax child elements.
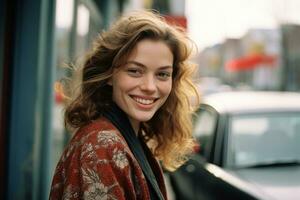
<box><xmin>127</xmin><ymin>68</ymin><xmax>142</xmax><ymax>77</ymax></box>
<box><xmin>157</xmin><ymin>72</ymin><xmax>171</xmax><ymax>80</ymax></box>
<box><xmin>128</xmin><ymin>69</ymin><xmax>138</xmax><ymax>73</ymax></box>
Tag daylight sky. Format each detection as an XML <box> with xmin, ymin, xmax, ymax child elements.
<box><xmin>186</xmin><ymin>0</ymin><xmax>300</xmax><ymax>50</ymax></box>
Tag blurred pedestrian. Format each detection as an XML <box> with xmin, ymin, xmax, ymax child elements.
<box><xmin>49</xmin><ymin>10</ymin><xmax>199</xmax><ymax>200</ymax></box>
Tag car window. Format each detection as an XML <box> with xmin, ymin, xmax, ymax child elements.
<box><xmin>193</xmin><ymin>107</ymin><xmax>218</xmax><ymax>160</ymax></box>
<box><xmin>226</xmin><ymin>112</ymin><xmax>300</xmax><ymax>168</ymax></box>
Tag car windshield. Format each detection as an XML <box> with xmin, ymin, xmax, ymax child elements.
<box><xmin>226</xmin><ymin>112</ymin><xmax>300</xmax><ymax>168</ymax></box>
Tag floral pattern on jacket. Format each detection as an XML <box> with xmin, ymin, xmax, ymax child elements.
<box><xmin>49</xmin><ymin>118</ymin><xmax>167</xmax><ymax>200</ymax></box>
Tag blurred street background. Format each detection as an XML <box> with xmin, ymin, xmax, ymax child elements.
<box><xmin>1</xmin><ymin>0</ymin><xmax>300</xmax><ymax>199</ymax></box>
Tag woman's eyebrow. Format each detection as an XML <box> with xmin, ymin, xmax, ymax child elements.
<box><xmin>159</xmin><ymin>66</ymin><xmax>173</xmax><ymax>70</ymax></box>
<box><xmin>126</xmin><ymin>61</ymin><xmax>173</xmax><ymax>69</ymax></box>
<box><xmin>126</xmin><ymin>61</ymin><xmax>146</xmax><ymax>68</ymax></box>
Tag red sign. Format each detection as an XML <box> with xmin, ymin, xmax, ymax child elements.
<box><xmin>225</xmin><ymin>54</ymin><xmax>277</xmax><ymax>72</ymax></box>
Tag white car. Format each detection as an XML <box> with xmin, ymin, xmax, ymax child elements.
<box><xmin>170</xmin><ymin>91</ymin><xmax>300</xmax><ymax>200</ymax></box>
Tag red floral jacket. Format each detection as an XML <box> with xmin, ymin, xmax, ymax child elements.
<box><xmin>49</xmin><ymin>117</ymin><xmax>168</xmax><ymax>200</ymax></box>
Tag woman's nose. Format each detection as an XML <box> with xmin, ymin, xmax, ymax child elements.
<box><xmin>140</xmin><ymin>75</ymin><xmax>156</xmax><ymax>92</ymax></box>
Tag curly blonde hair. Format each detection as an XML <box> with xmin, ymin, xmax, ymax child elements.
<box><xmin>64</xmin><ymin>10</ymin><xmax>200</xmax><ymax>171</ymax></box>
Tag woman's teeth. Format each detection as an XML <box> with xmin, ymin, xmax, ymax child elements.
<box><xmin>133</xmin><ymin>97</ymin><xmax>155</xmax><ymax>105</ymax></box>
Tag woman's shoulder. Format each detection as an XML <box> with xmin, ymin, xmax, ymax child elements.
<box><xmin>70</xmin><ymin>117</ymin><xmax>114</xmax><ymax>139</ymax></box>
<box><xmin>68</xmin><ymin>117</ymin><xmax>137</xmax><ymax>158</ymax></box>
<box><xmin>50</xmin><ymin>118</ymin><xmax>142</xmax><ymax>200</ymax></box>
<box><xmin>58</xmin><ymin>117</ymin><xmax>132</xmax><ymax>168</ymax></box>
<box><xmin>76</xmin><ymin>117</ymin><xmax>117</xmax><ymax>136</ymax></box>
<box><xmin>71</xmin><ymin>117</ymin><xmax>127</xmax><ymax>148</ymax></box>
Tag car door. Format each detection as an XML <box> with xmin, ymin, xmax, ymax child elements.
<box><xmin>169</xmin><ymin>105</ymin><xmax>260</xmax><ymax>200</ymax></box>
<box><xmin>169</xmin><ymin>105</ymin><xmax>220</xmax><ymax>199</ymax></box>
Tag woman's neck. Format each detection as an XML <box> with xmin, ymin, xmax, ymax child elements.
<box><xmin>128</xmin><ymin>118</ymin><xmax>140</xmax><ymax>136</ymax></box>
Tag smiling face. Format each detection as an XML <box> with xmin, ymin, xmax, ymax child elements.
<box><xmin>109</xmin><ymin>39</ymin><xmax>174</xmax><ymax>133</ymax></box>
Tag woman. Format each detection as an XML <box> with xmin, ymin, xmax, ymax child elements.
<box><xmin>49</xmin><ymin>10</ymin><xmax>199</xmax><ymax>200</ymax></box>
